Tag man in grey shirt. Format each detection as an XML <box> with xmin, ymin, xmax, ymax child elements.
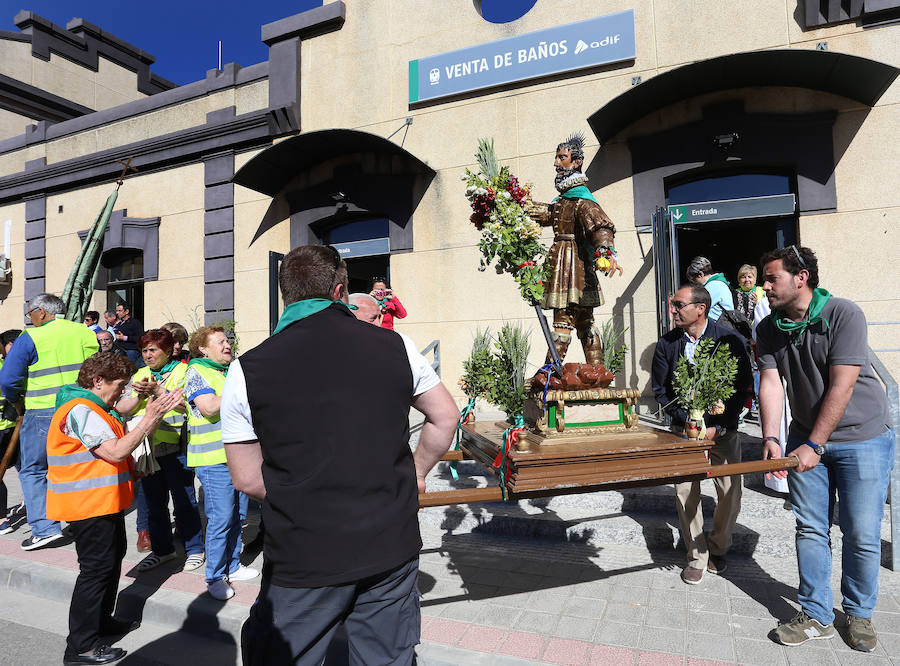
<box><xmin>758</xmin><ymin>246</ymin><xmax>894</xmax><ymax>652</ymax></box>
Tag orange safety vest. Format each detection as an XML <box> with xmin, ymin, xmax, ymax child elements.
<box><xmin>46</xmin><ymin>398</ymin><xmax>134</xmax><ymax>522</ymax></box>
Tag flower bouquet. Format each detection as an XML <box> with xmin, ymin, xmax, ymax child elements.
<box><xmin>464</xmin><ymin>138</ymin><xmax>549</xmax><ymax>304</ymax></box>
<box><xmin>671</xmin><ymin>338</ymin><xmax>738</xmax><ymax>440</ymax></box>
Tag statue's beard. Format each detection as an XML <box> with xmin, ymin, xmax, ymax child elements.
<box><xmin>554</xmin><ymin>166</ymin><xmax>580</xmax><ymax>191</ymax></box>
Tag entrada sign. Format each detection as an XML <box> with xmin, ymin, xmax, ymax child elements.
<box><xmin>409</xmin><ymin>10</ymin><xmax>636</xmax><ymax>104</ymax></box>
<box><xmin>332</xmin><ymin>238</ymin><xmax>390</xmax><ymax>259</ymax></box>
<box><xmin>667</xmin><ymin>194</ymin><xmax>796</xmax><ymax>224</ymax></box>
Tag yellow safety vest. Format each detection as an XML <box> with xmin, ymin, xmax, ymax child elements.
<box><xmin>0</xmin><ymin>359</ymin><xmax>16</xmax><ymax>431</ymax></box>
<box><xmin>130</xmin><ymin>362</ymin><xmax>188</xmax><ymax>447</ymax></box>
<box><xmin>25</xmin><ymin>318</ymin><xmax>99</xmax><ymax>410</ymax></box>
<box><xmin>186</xmin><ymin>363</ymin><xmax>226</xmax><ymax>467</ymax></box>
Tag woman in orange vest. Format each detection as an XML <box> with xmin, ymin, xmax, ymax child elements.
<box><xmin>47</xmin><ymin>352</ymin><xmax>183</xmax><ymax>666</ymax></box>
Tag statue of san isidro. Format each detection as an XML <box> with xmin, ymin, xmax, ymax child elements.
<box><xmin>526</xmin><ymin>132</ymin><xmax>623</xmax><ymax>367</ymax></box>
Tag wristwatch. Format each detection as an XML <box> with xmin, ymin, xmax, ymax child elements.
<box><xmin>715</xmin><ymin>425</ymin><xmax>728</xmax><ymax>437</ymax></box>
<box><xmin>804</xmin><ymin>440</ymin><xmax>826</xmax><ymax>456</ymax></box>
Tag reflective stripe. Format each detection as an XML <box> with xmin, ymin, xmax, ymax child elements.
<box><xmin>188</xmin><ymin>422</ymin><xmax>220</xmax><ymax>435</ymax></box>
<box><xmin>163</xmin><ymin>414</ymin><xmax>182</xmax><ymax>425</ymax></box>
<box><xmin>187</xmin><ymin>440</ymin><xmax>223</xmax><ymax>454</ymax></box>
<box><xmin>156</xmin><ymin>422</ymin><xmax>181</xmax><ymax>433</ymax></box>
<box><xmin>47</xmin><ymin>450</ymin><xmax>97</xmax><ymax>466</ymax></box>
<box><xmin>28</xmin><ymin>363</ymin><xmax>83</xmax><ymax>379</ymax></box>
<box><xmin>25</xmin><ymin>386</ymin><xmax>61</xmax><ymax>398</ymax></box>
<box><xmin>48</xmin><ymin>471</ymin><xmax>131</xmax><ymax>494</ymax></box>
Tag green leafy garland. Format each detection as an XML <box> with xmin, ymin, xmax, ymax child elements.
<box><xmin>599</xmin><ymin>319</ymin><xmax>629</xmax><ymax>375</ymax></box>
<box><xmin>464</xmin><ymin>138</ymin><xmax>549</xmax><ymax>304</ymax></box>
<box><xmin>671</xmin><ymin>338</ymin><xmax>738</xmax><ymax>414</ymax></box>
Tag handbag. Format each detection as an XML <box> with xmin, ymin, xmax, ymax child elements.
<box><xmin>128</xmin><ymin>417</ymin><xmax>160</xmax><ymax>475</ymax></box>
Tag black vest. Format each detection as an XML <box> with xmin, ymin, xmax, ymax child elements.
<box><xmin>240</xmin><ymin>305</ymin><xmax>418</xmax><ymax>587</ymax></box>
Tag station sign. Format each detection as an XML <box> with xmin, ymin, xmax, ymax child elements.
<box><xmin>332</xmin><ymin>238</ymin><xmax>390</xmax><ymax>259</ymax></box>
<box><xmin>667</xmin><ymin>194</ymin><xmax>796</xmax><ymax>224</ymax></box>
<box><xmin>409</xmin><ymin>10</ymin><xmax>635</xmax><ymax>104</ymax></box>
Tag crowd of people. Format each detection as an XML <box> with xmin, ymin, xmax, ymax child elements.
<box><xmin>653</xmin><ymin>246</ymin><xmax>893</xmax><ymax>653</ymax></box>
<box><xmin>0</xmin><ymin>243</ymin><xmax>894</xmax><ymax>664</ymax></box>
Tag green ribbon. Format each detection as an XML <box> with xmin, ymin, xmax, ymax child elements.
<box><xmin>150</xmin><ymin>359</ymin><xmax>180</xmax><ymax>382</ymax></box>
<box><xmin>498</xmin><ymin>414</ymin><xmax>525</xmax><ymax>501</ymax></box>
<box><xmin>773</xmin><ymin>288</ymin><xmax>832</xmax><ymax>346</ymax></box>
<box><xmin>705</xmin><ymin>272</ymin><xmax>730</xmax><ymax>286</ymax></box>
<box><xmin>271</xmin><ymin>299</ymin><xmax>358</xmax><ymax>336</ymax></box>
<box><xmin>553</xmin><ymin>185</ymin><xmax>598</xmax><ymax>204</ymax></box>
<box><xmin>449</xmin><ymin>398</ymin><xmax>477</xmax><ymax>481</ymax></box>
<box><xmin>55</xmin><ymin>384</ymin><xmax>125</xmax><ymax>424</ymax></box>
<box><xmin>188</xmin><ymin>357</ymin><xmax>229</xmax><ymax>377</ymax></box>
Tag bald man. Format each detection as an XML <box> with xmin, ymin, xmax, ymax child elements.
<box><xmin>349</xmin><ymin>293</ymin><xmax>382</xmax><ymax>326</ymax></box>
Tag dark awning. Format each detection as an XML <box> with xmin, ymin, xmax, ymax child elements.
<box><xmin>233</xmin><ymin>129</ymin><xmax>435</xmax><ymax>244</ymax></box>
<box><xmin>588</xmin><ymin>50</ymin><xmax>899</xmax><ymax>145</ymax></box>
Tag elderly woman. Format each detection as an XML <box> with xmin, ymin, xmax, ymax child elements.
<box><xmin>116</xmin><ymin>329</ymin><xmax>204</xmax><ymax>573</ymax></box>
<box><xmin>734</xmin><ymin>264</ymin><xmax>766</xmax><ymax>325</ymax></box>
<box><xmin>185</xmin><ymin>326</ymin><xmax>258</xmax><ymax>600</ymax></box>
<box><xmin>47</xmin><ymin>352</ymin><xmax>182</xmax><ymax>666</ymax></box>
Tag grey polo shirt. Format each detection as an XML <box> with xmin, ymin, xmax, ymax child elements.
<box><xmin>756</xmin><ymin>296</ymin><xmax>890</xmax><ymax>444</ymax></box>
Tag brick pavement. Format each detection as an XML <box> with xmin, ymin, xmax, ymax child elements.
<box><xmin>2</xmin><ymin>474</ymin><xmax>900</xmax><ymax>664</ymax></box>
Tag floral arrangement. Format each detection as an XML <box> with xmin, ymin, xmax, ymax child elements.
<box><xmin>599</xmin><ymin>319</ymin><xmax>629</xmax><ymax>375</ymax></box>
<box><xmin>464</xmin><ymin>138</ymin><xmax>549</xmax><ymax>304</ymax></box>
<box><xmin>671</xmin><ymin>338</ymin><xmax>737</xmax><ymax>437</ymax></box>
<box><xmin>459</xmin><ymin>323</ymin><xmax>532</xmax><ymax>420</ymax></box>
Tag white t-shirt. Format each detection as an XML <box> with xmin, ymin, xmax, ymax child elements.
<box><xmin>221</xmin><ymin>332</ymin><xmax>441</xmax><ymax>443</ymax></box>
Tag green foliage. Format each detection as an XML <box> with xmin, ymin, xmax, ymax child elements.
<box><xmin>599</xmin><ymin>319</ymin><xmax>629</xmax><ymax>375</ymax></box>
<box><xmin>671</xmin><ymin>338</ymin><xmax>738</xmax><ymax>413</ymax></box>
<box><xmin>459</xmin><ymin>328</ymin><xmax>495</xmax><ymax>401</ymax></box>
<box><xmin>458</xmin><ymin>322</ymin><xmax>532</xmax><ymax>419</ymax></box>
<box><xmin>475</xmin><ymin>138</ymin><xmax>501</xmax><ymax>181</ymax></box>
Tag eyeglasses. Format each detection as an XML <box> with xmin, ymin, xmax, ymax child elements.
<box><xmin>789</xmin><ymin>245</ymin><xmax>807</xmax><ymax>269</ymax></box>
<box><xmin>671</xmin><ymin>301</ymin><xmax>700</xmax><ymax>312</ymax></box>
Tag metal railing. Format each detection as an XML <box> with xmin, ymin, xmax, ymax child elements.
<box><xmin>410</xmin><ymin>340</ymin><xmax>440</xmax><ymax>436</ymax></box>
<box><xmin>870</xmin><ymin>347</ymin><xmax>899</xmax><ymax>571</ymax></box>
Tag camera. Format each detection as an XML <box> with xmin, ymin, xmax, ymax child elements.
<box><xmin>375</xmin><ymin>290</ymin><xmax>386</xmax><ymax>299</ymax></box>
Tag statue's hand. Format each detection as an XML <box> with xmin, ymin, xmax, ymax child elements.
<box><xmin>524</xmin><ymin>200</ymin><xmax>551</xmax><ymax>225</ymax></box>
<box><xmin>605</xmin><ymin>257</ymin><xmax>624</xmax><ymax>277</ymax></box>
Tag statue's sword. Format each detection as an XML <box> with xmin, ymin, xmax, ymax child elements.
<box><xmin>532</xmin><ymin>302</ymin><xmax>563</xmax><ymax>377</ymax></box>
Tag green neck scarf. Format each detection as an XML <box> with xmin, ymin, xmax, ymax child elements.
<box><xmin>271</xmin><ymin>299</ymin><xmax>358</xmax><ymax>336</ymax></box>
<box><xmin>150</xmin><ymin>359</ymin><xmax>180</xmax><ymax>382</ymax></box>
<box><xmin>554</xmin><ymin>185</ymin><xmax>598</xmax><ymax>204</ymax></box>
<box><xmin>55</xmin><ymin>384</ymin><xmax>125</xmax><ymax>424</ymax></box>
<box><xmin>188</xmin><ymin>357</ymin><xmax>229</xmax><ymax>377</ymax></box>
<box><xmin>773</xmin><ymin>288</ymin><xmax>832</xmax><ymax>345</ymax></box>
<box><xmin>705</xmin><ymin>272</ymin><xmax>730</xmax><ymax>286</ymax></box>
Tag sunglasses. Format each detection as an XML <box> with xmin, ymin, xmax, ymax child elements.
<box><xmin>789</xmin><ymin>245</ymin><xmax>807</xmax><ymax>270</ymax></box>
<box><xmin>671</xmin><ymin>301</ymin><xmax>700</xmax><ymax>311</ymax></box>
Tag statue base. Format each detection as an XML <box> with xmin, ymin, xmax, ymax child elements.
<box><xmin>522</xmin><ymin>386</ymin><xmax>640</xmax><ymax>447</ymax></box>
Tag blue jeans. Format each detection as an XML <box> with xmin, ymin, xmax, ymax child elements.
<box><xmin>19</xmin><ymin>408</ymin><xmax>61</xmax><ymax>538</ymax></box>
<box><xmin>787</xmin><ymin>426</ymin><xmax>895</xmax><ymax>624</ymax></box>
<box><xmin>142</xmin><ymin>453</ymin><xmax>204</xmax><ymax>557</ymax></box>
<box><xmin>134</xmin><ymin>480</ymin><xmax>149</xmax><ymax>533</ymax></box>
<box><xmin>195</xmin><ymin>463</ymin><xmax>242</xmax><ymax>584</ymax></box>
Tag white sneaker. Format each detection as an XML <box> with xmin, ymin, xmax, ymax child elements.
<box><xmin>228</xmin><ymin>565</ymin><xmax>259</xmax><ymax>582</ymax></box>
<box><xmin>207</xmin><ymin>579</ymin><xmax>234</xmax><ymax>600</ymax></box>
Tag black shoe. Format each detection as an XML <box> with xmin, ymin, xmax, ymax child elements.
<box><xmin>63</xmin><ymin>645</ymin><xmax>126</xmax><ymax>665</ymax></box>
<box><xmin>99</xmin><ymin>617</ymin><xmax>140</xmax><ymax>635</ymax></box>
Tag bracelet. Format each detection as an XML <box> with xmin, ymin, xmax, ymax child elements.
<box><xmin>763</xmin><ymin>436</ymin><xmax>781</xmax><ymax>445</ymax></box>
<box><xmin>593</xmin><ymin>245</ymin><xmax>618</xmax><ymax>261</ymax></box>
<box><xmin>133</xmin><ymin>422</ymin><xmax>148</xmax><ymax>437</ymax></box>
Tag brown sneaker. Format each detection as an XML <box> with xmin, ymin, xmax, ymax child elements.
<box><xmin>681</xmin><ymin>566</ymin><xmax>703</xmax><ymax>585</ymax></box>
<box><xmin>707</xmin><ymin>555</ymin><xmax>728</xmax><ymax>575</ymax></box>
<box><xmin>846</xmin><ymin>616</ymin><xmax>877</xmax><ymax>652</ymax></box>
<box><xmin>136</xmin><ymin>530</ymin><xmax>151</xmax><ymax>553</ymax></box>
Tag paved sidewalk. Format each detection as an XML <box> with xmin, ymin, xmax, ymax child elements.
<box><xmin>2</xmin><ymin>475</ymin><xmax>899</xmax><ymax>664</ymax></box>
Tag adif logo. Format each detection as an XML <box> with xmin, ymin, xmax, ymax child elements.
<box><xmin>429</xmin><ymin>68</ymin><xmax>440</xmax><ymax>85</ymax></box>
<box><xmin>575</xmin><ymin>35</ymin><xmax>622</xmax><ymax>55</ymax></box>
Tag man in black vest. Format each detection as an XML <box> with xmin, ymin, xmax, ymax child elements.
<box><xmin>221</xmin><ymin>245</ymin><xmax>458</xmax><ymax>666</ymax></box>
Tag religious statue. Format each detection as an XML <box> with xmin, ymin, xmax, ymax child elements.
<box><xmin>525</xmin><ymin>132</ymin><xmax>623</xmax><ymax>368</ymax></box>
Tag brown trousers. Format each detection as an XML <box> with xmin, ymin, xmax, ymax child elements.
<box><xmin>674</xmin><ymin>430</ymin><xmax>742</xmax><ymax>568</ymax></box>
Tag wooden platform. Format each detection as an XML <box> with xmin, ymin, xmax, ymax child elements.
<box><xmin>418</xmin><ymin>421</ymin><xmax>799</xmax><ymax>508</ymax></box>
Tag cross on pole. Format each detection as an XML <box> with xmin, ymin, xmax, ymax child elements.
<box><xmin>114</xmin><ymin>157</ymin><xmax>137</xmax><ymax>186</ymax></box>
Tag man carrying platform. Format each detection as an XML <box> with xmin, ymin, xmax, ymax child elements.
<box><xmin>759</xmin><ymin>246</ymin><xmax>894</xmax><ymax>652</ymax></box>
<box><xmin>220</xmin><ymin>245</ymin><xmax>459</xmax><ymax>665</ymax></box>
<box><xmin>652</xmin><ymin>284</ymin><xmax>752</xmax><ymax>585</ymax></box>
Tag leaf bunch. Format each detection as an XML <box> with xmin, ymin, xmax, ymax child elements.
<box><xmin>671</xmin><ymin>338</ymin><xmax>738</xmax><ymax>413</ymax></box>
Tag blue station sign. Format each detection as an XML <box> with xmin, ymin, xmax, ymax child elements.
<box><xmin>409</xmin><ymin>10</ymin><xmax>636</xmax><ymax>104</ymax></box>
<box><xmin>332</xmin><ymin>237</ymin><xmax>390</xmax><ymax>259</ymax></box>
<box><xmin>667</xmin><ymin>194</ymin><xmax>797</xmax><ymax>224</ymax></box>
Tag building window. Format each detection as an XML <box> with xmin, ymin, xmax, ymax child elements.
<box><xmin>802</xmin><ymin>0</ymin><xmax>900</xmax><ymax>28</ymax></box>
<box><xmin>105</xmin><ymin>248</ymin><xmax>144</xmax><ymax>323</ymax></box>
<box><xmin>474</xmin><ymin>0</ymin><xmax>538</xmax><ymax>23</ymax></box>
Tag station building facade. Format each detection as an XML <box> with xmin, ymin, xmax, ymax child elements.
<box><xmin>0</xmin><ymin>1</ymin><xmax>898</xmax><ymax>410</ymax></box>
